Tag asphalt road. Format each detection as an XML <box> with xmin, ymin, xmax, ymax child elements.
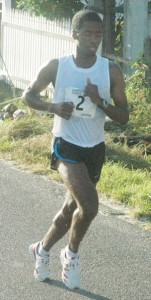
<box><xmin>0</xmin><ymin>158</ymin><xmax>151</xmax><ymax>300</ymax></box>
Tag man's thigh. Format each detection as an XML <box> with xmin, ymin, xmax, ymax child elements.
<box><xmin>57</xmin><ymin>160</ymin><xmax>98</xmax><ymax>206</ymax></box>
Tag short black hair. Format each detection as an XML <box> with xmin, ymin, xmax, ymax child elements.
<box><xmin>72</xmin><ymin>9</ymin><xmax>103</xmax><ymax>32</ymax></box>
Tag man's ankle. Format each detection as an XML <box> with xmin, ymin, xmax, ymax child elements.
<box><xmin>65</xmin><ymin>245</ymin><xmax>78</xmax><ymax>258</ymax></box>
<box><xmin>38</xmin><ymin>241</ymin><xmax>49</xmax><ymax>256</ymax></box>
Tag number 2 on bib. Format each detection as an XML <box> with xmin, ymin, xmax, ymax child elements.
<box><xmin>76</xmin><ymin>95</ymin><xmax>85</xmax><ymax>111</ymax></box>
<box><xmin>65</xmin><ymin>87</ymin><xmax>96</xmax><ymax>118</ymax></box>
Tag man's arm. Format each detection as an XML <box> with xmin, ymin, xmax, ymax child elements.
<box><xmin>84</xmin><ymin>62</ymin><xmax>129</xmax><ymax>125</ymax></box>
<box><xmin>105</xmin><ymin>62</ymin><xmax>129</xmax><ymax>124</ymax></box>
<box><xmin>22</xmin><ymin>59</ymin><xmax>74</xmax><ymax>120</ymax></box>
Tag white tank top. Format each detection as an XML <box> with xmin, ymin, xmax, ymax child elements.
<box><xmin>52</xmin><ymin>55</ymin><xmax>111</xmax><ymax>147</ymax></box>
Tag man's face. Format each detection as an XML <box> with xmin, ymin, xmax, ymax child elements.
<box><xmin>76</xmin><ymin>21</ymin><xmax>102</xmax><ymax>55</ymax></box>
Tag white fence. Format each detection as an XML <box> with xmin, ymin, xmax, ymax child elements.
<box><xmin>1</xmin><ymin>8</ymin><xmax>76</xmax><ymax>91</ymax></box>
<box><xmin>1</xmin><ymin>5</ymin><xmax>150</xmax><ymax>92</ymax></box>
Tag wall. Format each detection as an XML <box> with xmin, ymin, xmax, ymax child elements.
<box><xmin>123</xmin><ymin>0</ymin><xmax>149</xmax><ymax>73</ymax></box>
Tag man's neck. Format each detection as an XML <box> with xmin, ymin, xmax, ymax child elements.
<box><xmin>73</xmin><ymin>51</ymin><xmax>97</xmax><ymax>69</ymax></box>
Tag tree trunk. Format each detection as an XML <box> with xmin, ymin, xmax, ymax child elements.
<box><xmin>102</xmin><ymin>0</ymin><xmax>115</xmax><ymax>55</ymax></box>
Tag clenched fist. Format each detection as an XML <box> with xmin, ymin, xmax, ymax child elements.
<box><xmin>53</xmin><ymin>102</ymin><xmax>74</xmax><ymax>120</ymax></box>
<box><xmin>84</xmin><ymin>78</ymin><xmax>101</xmax><ymax>106</ymax></box>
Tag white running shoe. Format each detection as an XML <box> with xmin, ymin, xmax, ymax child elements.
<box><xmin>29</xmin><ymin>241</ymin><xmax>50</xmax><ymax>281</ymax></box>
<box><xmin>60</xmin><ymin>247</ymin><xmax>80</xmax><ymax>289</ymax></box>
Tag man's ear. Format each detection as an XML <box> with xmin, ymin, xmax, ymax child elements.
<box><xmin>72</xmin><ymin>30</ymin><xmax>79</xmax><ymax>40</ymax></box>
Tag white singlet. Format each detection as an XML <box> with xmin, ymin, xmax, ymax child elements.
<box><xmin>52</xmin><ymin>55</ymin><xmax>111</xmax><ymax>147</ymax></box>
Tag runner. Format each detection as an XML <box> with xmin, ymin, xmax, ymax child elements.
<box><xmin>22</xmin><ymin>9</ymin><xmax>129</xmax><ymax>289</ymax></box>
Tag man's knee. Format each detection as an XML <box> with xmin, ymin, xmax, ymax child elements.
<box><xmin>79</xmin><ymin>192</ymin><xmax>99</xmax><ymax>221</ymax></box>
<box><xmin>62</xmin><ymin>201</ymin><xmax>77</xmax><ymax>218</ymax></box>
<box><xmin>83</xmin><ymin>202</ymin><xmax>98</xmax><ymax>220</ymax></box>
<box><xmin>53</xmin><ymin>202</ymin><xmax>76</xmax><ymax>227</ymax></box>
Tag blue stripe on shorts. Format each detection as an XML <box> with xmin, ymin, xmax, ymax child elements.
<box><xmin>54</xmin><ymin>139</ymin><xmax>78</xmax><ymax>164</ymax></box>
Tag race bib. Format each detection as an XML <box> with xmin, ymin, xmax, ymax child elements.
<box><xmin>65</xmin><ymin>87</ymin><xmax>96</xmax><ymax>119</ymax></box>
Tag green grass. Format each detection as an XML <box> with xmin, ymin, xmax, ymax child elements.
<box><xmin>0</xmin><ymin>115</ymin><xmax>59</xmax><ymax>180</ymax></box>
<box><xmin>0</xmin><ymin>81</ymin><xmax>13</xmax><ymax>102</ymax></box>
<box><xmin>97</xmin><ymin>161</ymin><xmax>151</xmax><ymax>216</ymax></box>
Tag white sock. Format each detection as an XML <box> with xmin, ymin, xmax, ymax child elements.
<box><xmin>38</xmin><ymin>241</ymin><xmax>49</xmax><ymax>256</ymax></box>
<box><xmin>65</xmin><ymin>245</ymin><xmax>78</xmax><ymax>259</ymax></box>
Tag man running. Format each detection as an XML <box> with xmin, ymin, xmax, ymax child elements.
<box><xmin>22</xmin><ymin>9</ymin><xmax>129</xmax><ymax>289</ymax></box>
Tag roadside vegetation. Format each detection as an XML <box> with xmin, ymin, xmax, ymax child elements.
<box><xmin>0</xmin><ymin>64</ymin><xmax>151</xmax><ymax>228</ymax></box>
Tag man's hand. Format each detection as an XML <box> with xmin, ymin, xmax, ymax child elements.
<box><xmin>52</xmin><ymin>102</ymin><xmax>74</xmax><ymax>120</ymax></box>
<box><xmin>84</xmin><ymin>78</ymin><xmax>102</xmax><ymax>106</ymax></box>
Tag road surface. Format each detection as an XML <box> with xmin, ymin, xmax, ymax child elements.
<box><xmin>0</xmin><ymin>159</ymin><xmax>151</xmax><ymax>300</ymax></box>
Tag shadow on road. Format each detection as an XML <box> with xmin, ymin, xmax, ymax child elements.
<box><xmin>44</xmin><ymin>279</ymin><xmax>112</xmax><ymax>300</ymax></box>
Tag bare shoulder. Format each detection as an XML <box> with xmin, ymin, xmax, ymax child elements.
<box><xmin>36</xmin><ymin>58</ymin><xmax>59</xmax><ymax>86</ymax></box>
<box><xmin>26</xmin><ymin>58</ymin><xmax>59</xmax><ymax>95</ymax></box>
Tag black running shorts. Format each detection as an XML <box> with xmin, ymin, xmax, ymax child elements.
<box><xmin>50</xmin><ymin>137</ymin><xmax>105</xmax><ymax>183</ymax></box>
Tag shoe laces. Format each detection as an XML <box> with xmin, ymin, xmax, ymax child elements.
<box><xmin>40</xmin><ymin>255</ymin><xmax>49</xmax><ymax>265</ymax></box>
<box><xmin>36</xmin><ymin>244</ymin><xmax>49</xmax><ymax>265</ymax></box>
<box><xmin>67</xmin><ymin>256</ymin><xmax>79</xmax><ymax>269</ymax></box>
